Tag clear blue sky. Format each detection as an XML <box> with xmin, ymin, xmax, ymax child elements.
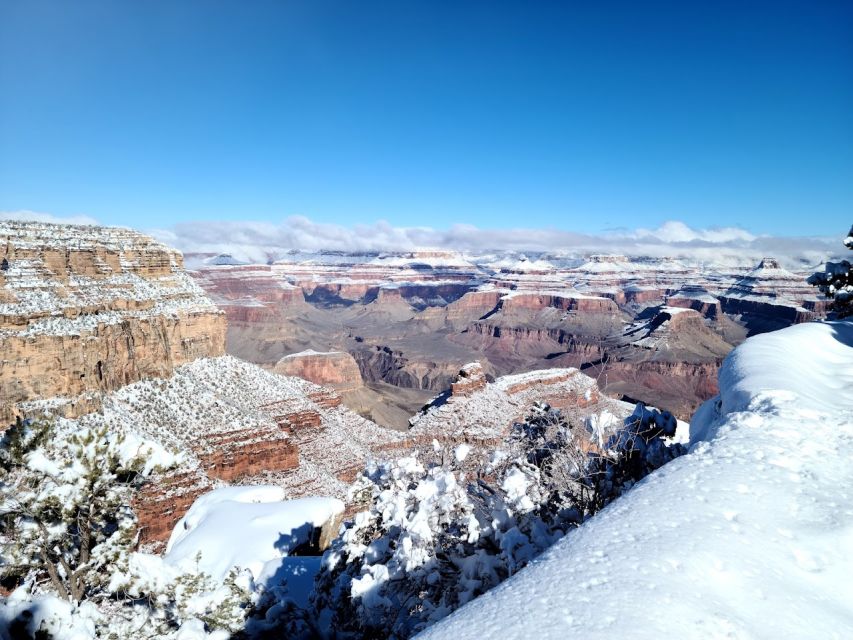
<box><xmin>1</xmin><ymin>0</ymin><xmax>851</xmax><ymax>235</ymax></box>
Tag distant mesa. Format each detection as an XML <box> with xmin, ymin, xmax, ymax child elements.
<box><xmin>587</xmin><ymin>254</ymin><xmax>629</xmax><ymax>264</ymax></box>
<box><xmin>274</xmin><ymin>350</ymin><xmax>364</xmax><ymax>393</ymax></box>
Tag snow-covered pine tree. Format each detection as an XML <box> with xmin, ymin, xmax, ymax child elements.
<box><xmin>808</xmin><ymin>225</ymin><xmax>853</xmax><ymax>318</ymax></box>
<box><xmin>0</xmin><ymin>419</ymin><xmax>165</xmax><ymax>602</ymax></box>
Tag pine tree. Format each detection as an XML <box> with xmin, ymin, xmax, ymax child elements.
<box><xmin>0</xmin><ymin>420</ymin><xmax>153</xmax><ymax>602</ymax></box>
<box><xmin>808</xmin><ymin>225</ymin><xmax>853</xmax><ymax>318</ymax></box>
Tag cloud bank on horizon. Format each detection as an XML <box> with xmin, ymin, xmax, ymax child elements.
<box><xmin>0</xmin><ymin>210</ymin><xmax>843</xmax><ymax>269</ymax></box>
<box><xmin>150</xmin><ymin>216</ymin><xmax>842</xmax><ymax>269</ymax></box>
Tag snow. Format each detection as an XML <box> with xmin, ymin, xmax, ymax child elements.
<box><xmin>164</xmin><ymin>486</ymin><xmax>344</xmax><ymax>581</ymax></box>
<box><xmin>498</xmin><ymin>289</ymin><xmax>603</xmax><ymax>301</ymax></box>
<box><xmin>571</xmin><ymin>255</ymin><xmax>689</xmax><ymax>274</ymax></box>
<box><xmin>418</xmin><ymin>320</ymin><xmax>853</xmax><ymax>639</ymax></box>
<box><xmin>280</xmin><ymin>349</ymin><xmax>341</xmax><ymax>359</ymax></box>
<box><xmin>453</xmin><ymin>443</ymin><xmax>471</xmax><ymax>463</ymax></box>
<box><xmin>0</xmin><ymin>589</ymin><xmax>102</xmax><ymax>640</ymax></box>
<box><xmin>0</xmin><ymin>221</ymin><xmax>220</xmax><ymax>338</ymax></box>
<box><xmin>492</xmin><ymin>257</ymin><xmax>556</xmax><ymax>273</ymax></box>
<box><xmin>21</xmin><ymin>354</ymin><xmax>404</xmax><ymax>504</ymax></box>
<box><xmin>367</xmin><ymin>252</ymin><xmax>476</xmax><ymax>269</ymax></box>
<box><xmin>659</xmin><ymin>305</ymin><xmax>692</xmax><ymax>315</ymax></box>
<box><xmin>584</xmin><ymin>409</ymin><xmax>620</xmax><ymax>448</ymax></box>
<box><xmin>255</xmin><ymin>556</ymin><xmax>323</xmax><ymax>608</ymax></box>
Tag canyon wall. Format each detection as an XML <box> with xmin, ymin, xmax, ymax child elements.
<box><xmin>188</xmin><ymin>250</ymin><xmax>825</xmax><ymax>423</ymax></box>
<box><xmin>0</xmin><ymin>222</ymin><xmax>226</xmax><ymax>425</ymax></box>
<box><xmin>274</xmin><ymin>350</ymin><xmax>364</xmax><ymax>392</ymax></box>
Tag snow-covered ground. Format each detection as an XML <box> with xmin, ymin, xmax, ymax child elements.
<box><xmin>419</xmin><ymin>321</ymin><xmax>853</xmax><ymax>639</ymax></box>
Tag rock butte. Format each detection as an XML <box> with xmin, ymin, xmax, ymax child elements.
<box><xmin>274</xmin><ymin>350</ymin><xmax>364</xmax><ymax>393</ymax></box>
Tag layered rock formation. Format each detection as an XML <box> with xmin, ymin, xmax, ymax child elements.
<box><xmin>718</xmin><ymin>258</ymin><xmax>826</xmax><ymax>333</ymax></box>
<box><xmin>189</xmin><ymin>250</ymin><xmax>823</xmax><ymax>422</ymax></box>
<box><xmin>274</xmin><ymin>350</ymin><xmax>364</xmax><ymax>392</ymax></box>
<box><xmin>24</xmin><ymin>355</ymin><xmax>404</xmax><ymax>548</ymax></box>
<box><xmin>407</xmin><ymin>366</ymin><xmax>633</xmax><ymax>448</ymax></box>
<box><xmin>450</xmin><ymin>362</ymin><xmax>488</xmax><ymax>397</ymax></box>
<box><xmin>0</xmin><ymin>221</ymin><xmax>225</xmax><ymax>425</ymax></box>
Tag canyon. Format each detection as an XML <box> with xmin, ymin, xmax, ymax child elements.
<box><xmin>189</xmin><ymin>249</ymin><xmax>825</xmax><ymax>423</ymax></box>
<box><xmin>3</xmin><ymin>223</ymin><xmax>664</xmax><ymax>551</ymax></box>
<box><xmin>0</xmin><ymin>222</ymin><xmax>829</xmax><ymax>550</ymax></box>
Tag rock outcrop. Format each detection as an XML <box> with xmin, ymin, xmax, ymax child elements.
<box><xmin>25</xmin><ymin>355</ymin><xmax>404</xmax><ymax>548</ymax></box>
<box><xmin>450</xmin><ymin>362</ymin><xmax>488</xmax><ymax>397</ymax></box>
<box><xmin>274</xmin><ymin>350</ymin><xmax>364</xmax><ymax>392</ymax></box>
<box><xmin>0</xmin><ymin>221</ymin><xmax>226</xmax><ymax>426</ymax></box>
<box><xmin>407</xmin><ymin>367</ymin><xmax>627</xmax><ymax>448</ymax></box>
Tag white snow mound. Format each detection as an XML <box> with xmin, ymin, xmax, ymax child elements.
<box><xmin>418</xmin><ymin>321</ymin><xmax>853</xmax><ymax>639</ymax></box>
<box><xmin>164</xmin><ymin>486</ymin><xmax>344</xmax><ymax>581</ymax></box>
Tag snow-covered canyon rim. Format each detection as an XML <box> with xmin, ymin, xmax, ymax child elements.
<box><xmin>418</xmin><ymin>321</ymin><xmax>853</xmax><ymax>640</ymax></box>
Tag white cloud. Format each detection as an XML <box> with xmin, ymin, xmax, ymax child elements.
<box><xmin>632</xmin><ymin>220</ymin><xmax>756</xmax><ymax>244</ymax></box>
<box><xmin>0</xmin><ymin>210</ymin><xmax>99</xmax><ymax>225</ymax></box>
<box><xmin>147</xmin><ymin>217</ymin><xmax>844</xmax><ymax>270</ymax></box>
<box><xmin>1</xmin><ymin>209</ymin><xmax>841</xmax><ymax>270</ymax></box>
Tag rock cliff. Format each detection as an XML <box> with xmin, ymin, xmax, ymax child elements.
<box><xmin>274</xmin><ymin>350</ymin><xmax>364</xmax><ymax>392</ymax></box>
<box><xmin>23</xmin><ymin>355</ymin><xmax>404</xmax><ymax>548</ymax></box>
<box><xmin>407</xmin><ymin>366</ymin><xmax>633</xmax><ymax>448</ymax></box>
<box><xmin>188</xmin><ymin>250</ymin><xmax>824</xmax><ymax>425</ymax></box>
<box><xmin>0</xmin><ymin>221</ymin><xmax>225</xmax><ymax>425</ymax></box>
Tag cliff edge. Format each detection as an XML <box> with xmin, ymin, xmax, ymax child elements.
<box><xmin>0</xmin><ymin>221</ymin><xmax>226</xmax><ymax>424</ymax></box>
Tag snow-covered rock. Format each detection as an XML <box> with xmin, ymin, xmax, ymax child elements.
<box><xmin>164</xmin><ymin>486</ymin><xmax>344</xmax><ymax>581</ymax></box>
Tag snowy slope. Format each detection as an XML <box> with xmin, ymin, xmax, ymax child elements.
<box><xmin>419</xmin><ymin>321</ymin><xmax>853</xmax><ymax>639</ymax></box>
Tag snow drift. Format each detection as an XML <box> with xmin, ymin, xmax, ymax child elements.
<box><xmin>418</xmin><ymin>321</ymin><xmax>853</xmax><ymax>639</ymax></box>
<box><xmin>164</xmin><ymin>487</ymin><xmax>344</xmax><ymax>581</ymax></box>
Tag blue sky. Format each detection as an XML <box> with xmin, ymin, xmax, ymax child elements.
<box><xmin>1</xmin><ymin>0</ymin><xmax>851</xmax><ymax>236</ymax></box>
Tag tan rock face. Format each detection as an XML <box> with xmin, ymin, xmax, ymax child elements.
<box><xmin>0</xmin><ymin>221</ymin><xmax>225</xmax><ymax>426</ymax></box>
<box><xmin>274</xmin><ymin>350</ymin><xmax>364</xmax><ymax>392</ymax></box>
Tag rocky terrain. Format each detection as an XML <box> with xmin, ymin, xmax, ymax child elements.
<box><xmin>407</xmin><ymin>362</ymin><xmax>637</xmax><ymax>448</ymax></box>
<box><xmin>20</xmin><ymin>355</ymin><xmax>405</xmax><ymax>547</ymax></box>
<box><xmin>0</xmin><ymin>222</ymin><xmax>827</xmax><ymax>549</ymax></box>
<box><xmin>0</xmin><ymin>221</ymin><xmax>226</xmax><ymax>425</ymax></box>
<box><xmin>3</xmin><ymin>223</ymin><xmax>647</xmax><ymax>552</ymax></box>
<box><xmin>0</xmin><ymin>223</ymin><xmax>408</xmax><ymax>547</ymax></box>
<box><xmin>190</xmin><ymin>250</ymin><xmax>826</xmax><ymax>421</ymax></box>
